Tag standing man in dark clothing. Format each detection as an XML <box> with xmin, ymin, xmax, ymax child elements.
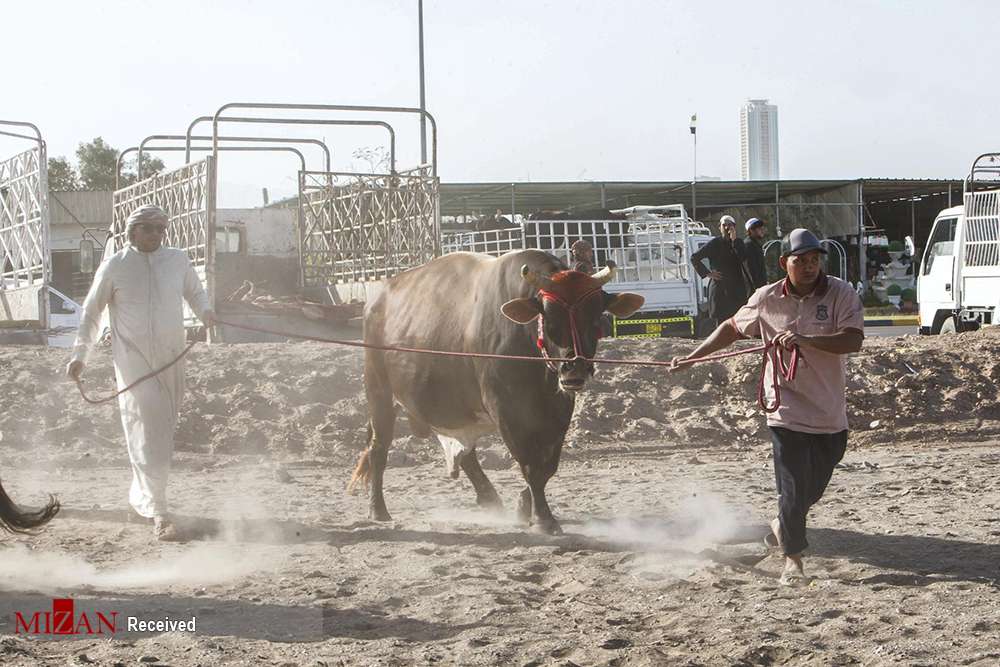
<box><xmin>691</xmin><ymin>215</ymin><xmax>748</xmax><ymax>326</ymax></box>
<box><xmin>744</xmin><ymin>217</ymin><xmax>768</xmax><ymax>290</ymax></box>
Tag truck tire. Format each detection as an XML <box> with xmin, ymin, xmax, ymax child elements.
<box><xmin>939</xmin><ymin>316</ymin><xmax>957</xmax><ymax>335</ymax></box>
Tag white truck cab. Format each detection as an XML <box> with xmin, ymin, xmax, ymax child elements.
<box><xmin>918</xmin><ymin>153</ymin><xmax>1000</xmax><ymax>334</ymax></box>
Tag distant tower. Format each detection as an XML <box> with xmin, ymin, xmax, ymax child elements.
<box><xmin>740</xmin><ymin>99</ymin><xmax>779</xmax><ymax>180</ymax></box>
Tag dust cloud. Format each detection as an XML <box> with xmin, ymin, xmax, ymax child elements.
<box><xmin>0</xmin><ymin>541</ymin><xmax>270</xmax><ymax>594</ymax></box>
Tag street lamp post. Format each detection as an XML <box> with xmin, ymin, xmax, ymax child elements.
<box><xmin>418</xmin><ymin>0</ymin><xmax>427</xmax><ymax>165</ymax></box>
<box><xmin>690</xmin><ymin>114</ymin><xmax>697</xmax><ymax>221</ymax></box>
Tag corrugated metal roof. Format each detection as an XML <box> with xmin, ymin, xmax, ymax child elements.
<box><xmin>48</xmin><ymin>190</ymin><xmax>112</xmax><ymax>227</ymax></box>
<box><xmin>440</xmin><ymin>178</ymin><xmax>962</xmax><ymax>217</ymax></box>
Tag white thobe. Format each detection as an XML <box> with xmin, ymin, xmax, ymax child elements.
<box><xmin>72</xmin><ymin>245</ymin><xmax>209</xmax><ymax>518</ymax></box>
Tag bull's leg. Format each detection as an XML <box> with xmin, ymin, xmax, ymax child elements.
<box><xmin>460</xmin><ymin>452</ymin><xmax>503</xmax><ymax>510</ymax></box>
<box><xmin>364</xmin><ymin>354</ymin><xmax>396</xmax><ymax>523</ymax></box>
<box><xmin>491</xmin><ymin>394</ymin><xmax>572</xmax><ymax>535</ymax></box>
<box><xmin>506</xmin><ymin>443</ymin><xmax>563</xmax><ymax>534</ymax></box>
<box><xmin>501</xmin><ymin>434</ymin><xmax>565</xmax><ymax>533</ymax></box>
<box><xmin>520</xmin><ymin>461</ymin><xmax>562</xmax><ymax>535</ymax></box>
<box><xmin>367</xmin><ymin>403</ymin><xmax>395</xmax><ymax>522</ymax></box>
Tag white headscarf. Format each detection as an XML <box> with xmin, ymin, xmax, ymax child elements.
<box><xmin>125</xmin><ymin>204</ymin><xmax>169</xmax><ymax>234</ymax></box>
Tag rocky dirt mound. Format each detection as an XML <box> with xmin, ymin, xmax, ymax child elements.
<box><xmin>571</xmin><ymin>327</ymin><xmax>1000</xmax><ymax>449</ymax></box>
<box><xmin>2</xmin><ymin>328</ymin><xmax>998</xmax><ymax>466</ymax></box>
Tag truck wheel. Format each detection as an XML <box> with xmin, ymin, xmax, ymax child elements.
<box><xmin>939</xmin><ymin>317</ymin><xmax>957</xmax><ymax>335</ymax></box>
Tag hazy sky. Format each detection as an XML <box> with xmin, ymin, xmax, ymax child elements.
<box><xmin>2</xmin><ymin>0</ymin><xmax>996</xmax><ymax>206</ymax></box>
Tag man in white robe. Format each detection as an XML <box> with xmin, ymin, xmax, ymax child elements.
<box><xmin>67</xmin><ymin>204</ymin><xmax>214</xmax><ymax>540</ymax></box>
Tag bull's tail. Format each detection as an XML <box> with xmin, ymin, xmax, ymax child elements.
<box><xmin>346</xmin><ymin>421</ymin><xmax>374</xmax><ymax>495</ymax></box>
<box><xmin>0</xmin><ymin>476</ymin><xmax>59</xmax><ymax>534</ymax></box>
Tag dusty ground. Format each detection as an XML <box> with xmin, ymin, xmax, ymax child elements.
<box><xmin>1</xmin><ymin>330</ymin><xmax>999</xmax><ymax>665</ymax></box>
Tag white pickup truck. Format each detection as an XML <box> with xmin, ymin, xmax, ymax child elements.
<box><xmin>441</xmin><ymin>204</ymin><xmax>715</xmax><ymax>337</ymax></box>
<box><xmin>918</xmin><ymin>153</ymin><xmax>1000</xmax><ymax>334</ymax></box>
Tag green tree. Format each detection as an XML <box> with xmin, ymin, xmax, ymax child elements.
<box><xmin>76</xmin><ymin>137</ymin><xmax>120</xmax><ymax>190</ymax></box>
<box><xmin>47</xmin><ymin>157</ymin><xmax>80</xmax><ymax>191</ymax></box>
<box><xmin>75</xmin><ymin>137</ymin><xmax>166</xmax><ymax>189</ymax></box>
<box><xmin>120</xmin><ymin>154</ymin><xmax>166</xmax><ymax>188</ymax></box>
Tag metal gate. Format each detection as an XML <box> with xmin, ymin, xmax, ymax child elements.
<box><xmin>0</xmin><ymin>126</ymin><xmax>50</xmax><ymax>327</ymax></box>
<box><xmin>110</xmin><ymin>157</ymin><xmax>216</xmax><ymax>319</ymax></box>
<box><xmin>298</xmin><ymin>165</ymin><xmax>440</xmax><ymax>287</ymax></box>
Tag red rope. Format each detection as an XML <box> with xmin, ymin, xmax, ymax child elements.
<box><xmin>213</xmin><ymin>317</ymin><xmax>783</xmax><ymax>369</ymax></box>
<box><xmin>74</xmin><ymin>341</ymin><xmax>198</xmax><ymax>405</ymax></box>
<box><xmin>73</xmin><ymin>317</ymin><xmax>801</xmax><ymax>412</ymax></box>
<box><xmin>755</xmin><ymin>344</ymin><xmax>801</xmax><ymax>413</ymax></box>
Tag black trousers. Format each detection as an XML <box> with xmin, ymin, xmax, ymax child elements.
<box><xmin>769</xmin><ymin>426</ymin><xmax>848</xmax><ymax>556</ymax></box>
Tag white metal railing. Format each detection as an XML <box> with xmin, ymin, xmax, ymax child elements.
<box><xmin>0</xmin><ymin>146</ymin><xmax>49</xmax><ymax>291</ymax></box>
<box><xmin>819</xmin><ymin>238</ymin><xmax>848</xmax><ymax>279</ymax></box>
<box><xmin>441</xmin><ymin>216</ymin><xmax>697</xmax><ymax>286</ymax></box>
<box><xmin>964</xmin><ymin>190</ymin><xmax>1000</xmax><ymax>268</ymax></box>
<box><xmin>298</xmin><ymin>166</ymin><xmax>440</xmax><ymax>285</ymax></box>
<box><xmin>440</xmin><ymin>227</ymin><xmax>522</xmax><ymax>257</ymax></box>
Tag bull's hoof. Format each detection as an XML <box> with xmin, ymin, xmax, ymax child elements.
<box><xmin>476</xmin><ymin>492</ymin><xmax>503</xmax><ymax>512</ymax></box>
<box><xmin>369</xmin><ymin>507</ymin><xmax>392</xmax><ymax>522</ymax></box>
<box><xmin>531</xmin><ymin>518</ymin><xmax>563</xmax><ymax>535</ymax></box>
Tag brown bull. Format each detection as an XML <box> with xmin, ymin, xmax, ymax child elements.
<box><xmin>349</xmin><ymin>249</ymin><xmax>643</xmax><ymax>533</ymax></box>
<box><xmin>0</xmin><ymin>475</ymin><xmax>59</xmax><ymax>533</ymax></box>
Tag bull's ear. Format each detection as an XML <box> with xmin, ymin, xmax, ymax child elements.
<box><xmin>605</xmin><ymin>292</ymin><xmax>644</xmax><ymax>318</ymax></box>
<box><xmin>501</xmin><ymin>297</ymin><xmax>542</xmax><ymax>323</ymax></box>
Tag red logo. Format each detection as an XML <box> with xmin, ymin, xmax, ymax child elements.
<box><xmin>14</xmin><ymin>598</ymin><xmax>117</xmax><ymax>635</ymax></box>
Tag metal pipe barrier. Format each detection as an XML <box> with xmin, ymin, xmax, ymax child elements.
<box><xmin>185</xmin><ymin>115</ymin><xmax>396</xmax><ymax>173</ymax></box>
<box><xmin>136</xmin><ymin>133</ymin><xmax>330</xmax><ymax>181</ymax></box>
<box><xmin>207</xmin><ymin>102</ymin><xmax>437</xmax><ymax>175</ymax></box>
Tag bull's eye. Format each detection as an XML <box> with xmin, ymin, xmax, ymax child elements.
<box><xmin>542</xmin><ymin>308</ymin><xmax>572</xmax><ymax>347</ymax></box>
<box><xmin>545</xmin><ymin>321</ymin><xmax>572</xmax><ymax>348</ymax></box>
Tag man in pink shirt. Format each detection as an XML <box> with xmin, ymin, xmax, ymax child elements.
<box><xmin>672</xmin><ymin>228</ymin><xmax>864</xmax><ymax>583</ymax></box>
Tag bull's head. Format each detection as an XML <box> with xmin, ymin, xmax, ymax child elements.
<box><xmin>501</xmin><ymin>263</ymin><xmax>644</xmax><ymax>392</ymax></box>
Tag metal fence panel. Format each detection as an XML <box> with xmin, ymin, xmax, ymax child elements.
<box><xmin>298</xmin><ymin>166</ymin><xmax>439</xmax><ymax>286</ymax></box>
<box><xmin>441</xmin><ymin>219</ymin><xmax>699</xmax><ymax>286</ymax></box>
<box><xmin>111</xmin><ymin>158</ymin><xmax>216</xmax><ymax>314</ymax></box>
<box><xmin>964</xmin><ymin>190</ymin><xmax>1000</xmax><ymax>268</ymax></box>
<box><xmin>0</xmin><ymin>145</ymin><xmax>50</xmax><ymax>325</ymax></box>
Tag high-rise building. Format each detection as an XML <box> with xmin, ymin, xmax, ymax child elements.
<box><xmin>740</xmin><ymin>99</ymin><xmax>779</xmax><ymax>180</ymax></box>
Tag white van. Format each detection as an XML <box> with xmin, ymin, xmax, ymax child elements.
<box><xmin>918</xmin><ymin>154</ymin><xmax>1000</xmax><ymax>334</ymax></box>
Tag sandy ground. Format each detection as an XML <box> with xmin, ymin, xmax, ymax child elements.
<box><xmin>1</xmin><ymin>330</ymin><xmax>1000</xmax><ymax>665</ymax></box>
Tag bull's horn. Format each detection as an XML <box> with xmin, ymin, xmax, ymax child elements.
<box><xmin>521</xmin><ymin>264</ymin><xmax>555</xmax><ymax>291</ymax></box>
<box><xmin>593</xmin><ymin>260</ymin><xmax>617</xmax><ymax>285</ymax></box>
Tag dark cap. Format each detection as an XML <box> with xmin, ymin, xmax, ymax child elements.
<box><xmin>781</xmin><ymin>228</ymin><xmax>827</xmax><ymax>256</ymax></box>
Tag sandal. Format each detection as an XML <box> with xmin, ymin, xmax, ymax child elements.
<box><xmin>153</xmin><ymin>516</ymin><xmax>183</xmax><ymax>542</ymax></box>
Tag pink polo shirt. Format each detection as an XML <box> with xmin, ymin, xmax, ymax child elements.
<box><xmin>729</xmin><ymin>274</ymin><xmax>864</xmax><ymax>434</ymax></box>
